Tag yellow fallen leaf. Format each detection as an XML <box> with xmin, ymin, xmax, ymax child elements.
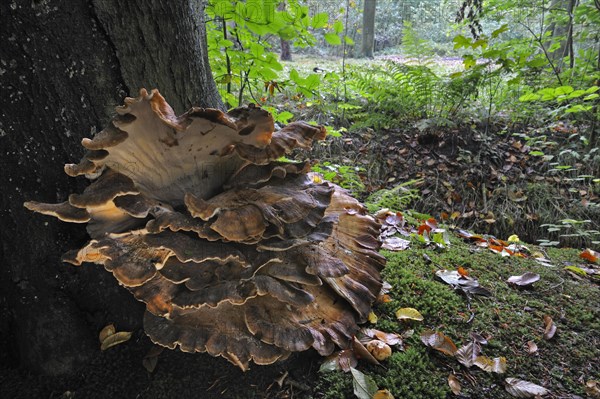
<box><xmin>395</xmin><ymin>307</ymin><xmax>424</xmax><ymax>321</ymax></box>
<box><xmin>100</xmin><ymin>331</ymin><xmax>132</xmax><ymax>351</ymax></box>
<box><xmin>448</xmin><ymin>374</ymin><xmax>461</xmax><ymax>395</ymax></box>
<box><xmin>98</xmin><ymin>324</ymin><xmax>115</xmax><ymax>343</ymax></box>
<box><xmin>474</xmin><ymin>356</ymin><xmax>507</xmax><ymax>373</ymax></box>
<box><xmin>373</xmin><ymin>389</ymin><xmax>395</xmax><ymax>399</ymax></box>
<box><xmin>368</xmin><ymin>311</ymin><xmax>378</xmax><ymax>324</ymax></box>
<box><xmin>507</xmin><ymin>234</ymin><xmax>520</xmax><ymax>242</ymax></box>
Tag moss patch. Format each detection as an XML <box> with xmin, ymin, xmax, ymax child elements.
<box><xmin>315</xmin><ymin>234</ymin><xmax>600</xmax><ymax>398</ymax></box>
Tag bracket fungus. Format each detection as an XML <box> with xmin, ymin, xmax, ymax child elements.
<box><xmin>24</xmin><ymin>89</ymin><xmax>385</xmax><ymax>370</ymax></box>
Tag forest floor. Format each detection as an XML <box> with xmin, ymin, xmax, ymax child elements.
<box><xmin>1</xmin><ymin>96</ymin><xmax>599</xmax><ymax>398</ymax></box>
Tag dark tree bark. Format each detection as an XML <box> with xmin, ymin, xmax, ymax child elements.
<box><xmin>280</xmin><ymin>38</ymin><xmax>292</xmax><ymax>61</ymax></box>
<box><xmin>361</xmin><ymin>0</ymin><xmax>377</xmax><ymax>58</ymax></box>
<box><xmin>0</xmin><ymin>0</ymin><xmax>222</xmax><ymax>376</ymax></box>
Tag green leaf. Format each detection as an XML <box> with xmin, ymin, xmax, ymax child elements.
<box><xmin>584</xmin><ymin>93</ymin><xmax>599</xmax><ymax>101</ymax></box>
<box><xmin>344</xmin><ymin>35</ymin><xmax>355</xmax><ymax>45</ymax></box>
<box><xmin>311</xmin><ymin>12</ymin><xmax>328</xmax><ymax>29</ymax></box>
<box><xmin>463</xmin><ymin>55</ymin><xmax>476</xmax><ymax>69</ymax></box>
<box><xmin>565</xmin><ymin>104</ymin><xmax>592</xmax><ymax>113</ymax></box>
<box><xmin>249</xmin><ymin>43</ymin><xmax>264</xmax><ymax>59</ymax></box>
<box><xmin>567</xmin><ymin>89</ymin><xmax>586</xmax><ymax>99</ymax></box>
<box><xmin>529</xmin><ymin>151</ymin><xmax>545</xmax><ymax>156</ymax></box>
<box><xmin>324</xmin><ymin>32</ymin><xmax>342</xmax><ymax>45</ymax></box>
<box><xmin>472</xmin><ymin>39</ymin><xmax>488</xmax><ymax>49</ymax></box>
<box><xmin>333</xmin><ymin>19</ymin><xmax>344</xmax><ymax>34</ymax></box>
<box><xmin>554</xmin><ymin>86</ymin><xmax>573</xmax><ymax>95</ymax></box>
<box><xmin>350</xmin><ymin>368</ymin><xmax>378</xmax><ymax>399</ymax></box>
<box><xmin>275</xmin><ymin>111</ymin><xmax>294</xmax><ymax>123</ymax></box>
<box><xmin>221</xmin><ymin>39</ymin><xmax>234</xmax><ymax>48</ymax></box>
<box><xmin>453</xmin><ymin>34</ymin><xmax>470</xmax><ymax>50</ymax></box>
<box><xmin>519</xmin><ymin>93</ymin><xmax>540</xmax><ymax>102</ymax></box>
<box><xmin>526</xmin><ymin>58</ymin><xmax>547</xmax><ymax>68</ymax></box>
<box><xmin>491</xmin><ymin>24</ymin><xmax>508</xmax><ymax>38</ymax></box>
<box><xmin>584</xmin><ymin>86</ymin><xmax>599</xmax><ymax>94</ymax></box>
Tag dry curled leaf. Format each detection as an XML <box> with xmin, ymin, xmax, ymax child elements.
<box><xmin>395</xmin><ymin>307</ymin><xmax>424</xmax><ymax>321</ymax></box>
<box><xmin>525</xmin><ymin>340</ymin><xmax>538</xmax><ymax>354</ymax></box>
<box><xmin>474</xmin><ymin>355</ymin><xmax>507</xmax><ymax>373</ymax></box>
<box><xmin>98</xmin><ymin>324</ymin><xmax>115</xmax><ymax>343</ymax></box>
<box><xmin>505</xmin><ymin>378</ymin><xmax>550</xmax><ymax>397</ymax></box>
<box><xmin>507</xmin><ymin>272</ymin><xmax>540</xmax><ymax>287</ymax></box>
<box><xmin>100</xmin><ymin>330</ymin><xmax>132</xmax><ymax>351</ymax></box>
<box><xmin>360</xmin><ymin>328</ymin><xmax>403</xmax><ymax>347</ymax></box>
<box><xmin>543</xmin><ymin>315</ymin><xmax>557</xmax><ymax>340</ymax></box>
<box><xmin>381</xmin><ymin>237</ymin><xmax>410</xmax><ymax>251</ymax></box>
<box><xmin>448</xmin><ymin>374</ymin><xmax>462</xmax><ymax>395</ymax></box>
<box><xmin>420</xmin><ymin>330</ymin><xmax>457</xmax><ymax>356</ymax></box>
<box><xmin>455</xmin><ymin>342</ymin><xmax>481</xmax><ymax>368</ymax></box>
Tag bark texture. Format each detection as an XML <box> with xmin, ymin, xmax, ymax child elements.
<box><xmin>361</xmin><ymin>0</ymin><xmax>377</xmax><ymax>58</ymax></box>
<box><xmin>0</xmin><ymin>0</ymin><xmax>221</xmax><ymax>376</ymax></box>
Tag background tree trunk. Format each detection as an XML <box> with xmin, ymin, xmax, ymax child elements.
<box><xmin>280</xmin><ymin>38</ymin><xmax>292</xmax><ymax>61</ymax></box>
<box><xmin>361</xmin><ymin>0</ymin><xmax>377</xmax><ymax>58</ymax></box>
<box><xmin>0</xmin><ymin>0</ymin><xmax>221</xmax><ymax>376</ymax></box>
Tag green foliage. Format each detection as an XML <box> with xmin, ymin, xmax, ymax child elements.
<box><xmin>206</xmin><ymin>0</ymin><xmax>335</xmax><ymax>107</ymax></box>
<box><xmin>311</xmin><ymin>161</ymin><xmax>365</xmax><ymax>196</ymax></box>
<box><xmin>365</xmin><ymin>180</ymin><xmax>422</xmax><ymax>213</ymax></box>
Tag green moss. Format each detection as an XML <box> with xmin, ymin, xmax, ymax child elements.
<box><xmin>315</xmin><ymin>229</ymin><xmax>600</xmax><ymax>398</ymax></box>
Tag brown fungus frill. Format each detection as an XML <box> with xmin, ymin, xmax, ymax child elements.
<box><xmin>24</xmin><ymin>89</ymin><xmax>385</xmax><ymax>370</ymax></box>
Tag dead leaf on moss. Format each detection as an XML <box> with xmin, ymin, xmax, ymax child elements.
<box><xmin>350</xmin><ymin>367</ymin><xmax>378</xmax><ymax>399</ymax></box>
<box><xmin>505</xmin><ymin>378</ymin><xmax>550</xmax><ymax>397</ymax></box>
<box><xmin>586</xmin><ymin>380</ymin><xmax>600</xmax><ymax>399</ymax></box>
<box><xmin>100</xmin><ymin>330</ymin><xmax>132</xmax><ymax>351</ymax></box>
<box><xmin>474</xmin><ymin>355</ymin><xmax>507</xmax><ymax>373</ymax></box>
<box><xmin>507</xmin><ymin>272</ymin><xmax>540</xmax><ymax>287</ymax></box>
<box><xmin>395</xmin><ymin>307</ymin><xmax>424</xmax><ymax>321</ymax></box>
<box><xmin>420</xmin><ymin>330</ymin><xmax>458</xmax><ymax>356</ymax></box>
<box><xmin>360</xmin><ymin>328</ymin><xmax>403</xmax><ymax>347</ymax></box>
<box><xmin>368</xmin><ymin>311</ymin><xmax>378</xmax><ymax>324</ymax></box>
<box><xmin>543</xmin><ymin>315</ymin><xmax>557</xmax><ymax>340</ymax></box>
<box><xmin>525</xmin><ymin>340</ymin><xmax>538</xmax><ymax>354</ymax></box>
<box><xmin>436</xmin><ymin>270</ymin><xmax>492</xmax><ymax>297</ymax></box>
<box><xmin>580</xmin><ymin>248</ymin><xmax>599</xmax><ymax>263</ymax></box>
<box><xmin>448</xmin><ymin>374</ymin><xmax>462</xmax><ymax>395</ymax></box>
<box><xmin>381</xmin><ymin>237</ymin><xmax>410</xmax><ymax>251</ymax></box>
<box><xmin>455</xmin><ymin>342</ymin><xmax>481</xmax><ymax>367</ymax></box>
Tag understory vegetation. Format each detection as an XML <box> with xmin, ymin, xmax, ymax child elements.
<box><xmin>204</xmin><ymin>1</ymin><xmax>599</xmax><ymax>398</ymax></box>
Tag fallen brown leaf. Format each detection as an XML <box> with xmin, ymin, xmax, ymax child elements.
<box><xmin>420</xmin><ymin>330</ymin><xmax>458</xmax><ymax>356</ymax></box>
<box><xmin>448</xmin><ymin>374</ymin><xmax>462</xmax><ymax>395</ymax></box>
<box><xmin>505</xmin><ymin>378</ymin><xmax>550</xmax><ymax>397</ymax></box>
<box><xmin>543</xmin><ymin>315</ymin><xmax>557</xmax><ymax>340</ymax></box>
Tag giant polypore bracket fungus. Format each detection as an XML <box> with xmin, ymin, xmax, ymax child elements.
<box><xmin>24</xmin><ymin>89</ymin><xmax>385</xmax><ymax>370</ymax></box>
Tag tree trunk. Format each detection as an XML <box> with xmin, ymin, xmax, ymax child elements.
<box><xmin>280</xmin><ymin>38</ymin><xmax>292</xmax><ymax>61</ymax></box>
<box><xmin>546</xmin><ymin>0</ymin><xmax>577</xmax><ymax>70</ymax></box>
<box><xmin>0</xmin><ymin>0</ymin><xmax>221</xmax><ymax>376</ymax></box>
<box><xmin>361</xmin><ymin>0</ymin><xmax>377</xmax><ymax>58</ymax></box>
